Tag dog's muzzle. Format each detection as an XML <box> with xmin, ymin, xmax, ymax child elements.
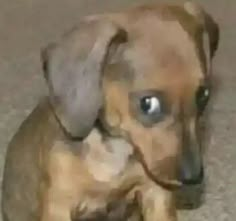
<box><xmin>178</xmin><ymin>142</ymin><xmax>204</xmax><ymax>186</ymax></box>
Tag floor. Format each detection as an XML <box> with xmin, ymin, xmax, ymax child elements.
<box><xmin>0</xmin><ymin>0</ymin><xmax>235</xmax><ymax>220</ymax></box>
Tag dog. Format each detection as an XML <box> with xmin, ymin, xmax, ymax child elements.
<box><xmin>1</xmin><ymin>2</ymin><xmax>219</xmax><ymax>221</ymax></box>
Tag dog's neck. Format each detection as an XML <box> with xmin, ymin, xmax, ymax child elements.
<box><xmin>82</xmin><ymin>128</ymin><xmax>135</xmax><ymax>183</ymax></box>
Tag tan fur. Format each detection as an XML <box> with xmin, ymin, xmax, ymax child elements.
<box><xmin>2</xmin><ymin>2</ymin><xmax>219</xmax><ymax>221</ymax></box>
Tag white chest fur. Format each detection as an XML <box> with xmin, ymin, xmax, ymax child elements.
<box><xmin>84</xmin><ymin>129</ymin><xmax>134</xmax><ymax>182</ymax></box>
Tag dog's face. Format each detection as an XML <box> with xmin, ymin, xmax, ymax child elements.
<box><xmin>41</xmin><ymin>2</ymin><xmax>219</xmax><ymax>187</ymax></box>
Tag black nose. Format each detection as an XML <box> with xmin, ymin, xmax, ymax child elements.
<box><xmin>180</xmin><ymin>166</ymin><xmax>204</xmax><ymax>185</ymax></box>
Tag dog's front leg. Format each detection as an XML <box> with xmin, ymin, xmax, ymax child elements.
<box><xmin>40</xmin><ymin>187</ymin><xmax>74</xmax><ymax>221</ymax></box>
<box><xmin>39</xmin><ymin>142</ymin><xmax>86</xmax><ymax>221</ymax></box>
<box><xmin>141</xmin><ymin>184</ymin><xmax>177</xmax><ymax>221</ymax></box>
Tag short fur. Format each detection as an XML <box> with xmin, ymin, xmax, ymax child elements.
<box><xmin>2</xmin><ymin>2</ymin><xmax>219</xmax><ymax>221</ymax></box>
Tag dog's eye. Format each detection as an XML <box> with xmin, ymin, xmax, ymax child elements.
<box><xmin>129</xmin><ymin>90</ymin><xmax>168</xmax><ymax>127</ymax></box>
<box><xmin>196</xmin><ymin>86</ymin><xmax>210</xmax><ymax>114</ymax></box>
<box><xmin>140</xmin><ymin>96</ymin><xmax>161</xmax><ymax>115</ymax></box>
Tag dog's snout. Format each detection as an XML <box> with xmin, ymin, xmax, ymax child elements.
<box><xmin>179</xmin><ymin>143</ymin><xmax>204</xmax><ymax>185</ymax></box>
<box><xmin>178</xmin><ymin>118</ymin><xmax>204</xmax><ymax>185</ymax></box>
<box><xmin>180</xmin><ymin>164</ymin><xmax>204</xmax><ymax>185</ymax></box>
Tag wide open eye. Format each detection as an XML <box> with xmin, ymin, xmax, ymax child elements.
<box><xmin>140</xmin><ymin>96</ymin><xmax>161</xmax><ymax>115</ymax></box>
<box><xmin>129</xmin><ymin>90</ymin><xmax>168</xmax><ymax>127</ymax></box>
<box><xmin>196</xmin><ymin>86</ymin><xmax>210</xmax><ymax>114</ymax></box>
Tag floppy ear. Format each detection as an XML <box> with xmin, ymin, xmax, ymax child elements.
<box><xmin>184</xmin><ymin>1</ymin><xmax>219</xmax><ymax>72</ymax></box>
<box><xmin>41</xmin><ymin>18</ymin><xmax>127</xmax><ymax>138</ymax></box>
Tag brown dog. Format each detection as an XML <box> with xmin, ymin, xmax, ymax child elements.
<box><xmin>1</xmin><ymin>2</ymin><xmax>219</xmax><ymax>221</ymax></box>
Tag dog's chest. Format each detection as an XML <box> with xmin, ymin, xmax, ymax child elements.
<box><xmin>85</xmin><ymin>129</ymin><xmax>134</xmax><ymax>182</ymax></box>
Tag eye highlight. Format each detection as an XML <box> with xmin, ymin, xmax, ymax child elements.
<box><xmin>129</xmin><ymin>90</ymin><xmax>169</xmax><ymax>127</ymax></box>
<box><xmin>140</xmin><ymin>96</ymin><xmax>161</xmax><ymax>115</ymax></box>
<box><xmin>196</xmin><ymin>85</ymin><xmax>210</xmax><ymax>114</ymax></box>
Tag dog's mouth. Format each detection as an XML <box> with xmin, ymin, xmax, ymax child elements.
<box><xmin>96</xmin><ymin>120</ymin><xmax>182</xmax><ymax>190</ymax></box>
<box><xmin>124</xmin><ymin>136</ymin><xmax>182</xmax><ymax>190</ymax></box>
<box><xmin>134</xmin><ymin>148</ymin><xmax>182</xmax><ymax>190</ymax></box>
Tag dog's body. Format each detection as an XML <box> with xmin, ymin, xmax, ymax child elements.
<box><xmin>2</xmin><ymin>98</ymin><xmax>174</xmax><ymax>221</ymax></box>
<box><xmin>2</xmin><ymin>2</ymin><xmax>219</xmax><ymax>221</ymax></box>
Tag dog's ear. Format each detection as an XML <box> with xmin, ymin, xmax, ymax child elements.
<box><xmin>184</xmin><ymin>1</ymin><xmax>219</xmax><ymax>72</ymax></box>
<box><xmin>41</xmin><ymin>18</ymin><xmax>127</xmax><ymax>138</ymax></box>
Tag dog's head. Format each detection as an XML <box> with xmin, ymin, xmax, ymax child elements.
<box><xmin>41</xmin><ymin>2</ymin><xmax>219</xmax><ymax>187</ymax></box>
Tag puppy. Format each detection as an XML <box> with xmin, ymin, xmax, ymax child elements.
<box><xmin>1</xmin><ymin>2</ymin><xmax>219</xmax><ymax>221</ymax></box>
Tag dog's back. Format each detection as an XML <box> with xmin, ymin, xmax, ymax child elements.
<box><xmin>1</xmin><ymin>98</ymin><xmax>60</xmax><ymax>221</ymax></box>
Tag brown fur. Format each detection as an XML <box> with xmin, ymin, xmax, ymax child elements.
<box><xmin>2</xmin><ymin>2</ymin><xmax>219</xmax><ymax>221</ymax></box>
